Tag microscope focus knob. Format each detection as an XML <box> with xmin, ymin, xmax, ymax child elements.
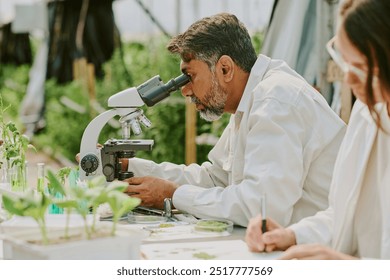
<box><xmin>80</xmin><ymin>154</ymin><xmax>99</xmax><ymax>174</ymax></box>
<box><xmin>103</xmin><ymin>164</ymin><xmax>115</xmax><ymax>177</ymax></box>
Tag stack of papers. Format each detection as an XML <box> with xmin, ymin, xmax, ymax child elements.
<box><xmin>141</xmin><ymin>240</ymin><xmax>282</xmax><ymax>260</ymax></box>
<box><xmin>122</xmin><ymin>222</ymin><xmax>232</xmax><ymax>242</ymax></box>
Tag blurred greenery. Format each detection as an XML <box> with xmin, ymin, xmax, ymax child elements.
<box><xmin>0</xmin><ymin>33</ymin><xmax>263</xmax><ymax>165</ymax></box>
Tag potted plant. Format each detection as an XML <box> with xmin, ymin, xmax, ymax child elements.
<box><xmin>0</xmin><ymin>171</ymin><xmax>142</xmax><ymax>260</ymax></box>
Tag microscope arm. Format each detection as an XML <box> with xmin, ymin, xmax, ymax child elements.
<box><xmin>79</xmin><ymin>108</ymin><xmax>137</xmax><ymax>179</ymax></box>
<box><xmin>80</xmin><ymin>108</ymin><xmax>139</xmax><ymax>153</ymax></box>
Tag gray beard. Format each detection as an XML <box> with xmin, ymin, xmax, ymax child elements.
<box><xmin>192</xmin><ymin>77</ymin><xmax>227</xmax><ymax>122</ymax></box>
<box><xmin>199</xmin><ymin>109</ymin><xmax>223</xmax><ymax>122</ymax></box>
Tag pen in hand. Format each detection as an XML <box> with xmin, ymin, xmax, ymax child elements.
<box><xmin>261</xmin><ymin>194</ymin><xmax>267</xmax><ymax>233</ymax></box>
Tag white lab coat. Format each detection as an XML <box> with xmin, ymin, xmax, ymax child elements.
<box><xmin>128</xmin><ymin>55</ymin><xmax>346</xmax><ymax>227</ymax></box>
<box><xmin>290</xmin><ymin>100</ymin><xmax>390</xmax><ymax>259</ymax></box>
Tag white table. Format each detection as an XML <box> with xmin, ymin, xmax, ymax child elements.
<box><xmin>0</xmin><ymin>216</ymin><xmax>281</xmax><ymax>260</ymax></box>
<box><xmin>119</xmin><ymin>222</ymin><xmax>281</xmax><ymax>260</ymax></box>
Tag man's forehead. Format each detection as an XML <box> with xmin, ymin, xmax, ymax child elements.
<box><xmin>180</xmin><ymin>59</ymin><xmax>207</xmax><ymax>72</ymax></box>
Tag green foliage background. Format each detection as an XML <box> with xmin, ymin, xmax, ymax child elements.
<box><xmin>0</xmin><ymin>34</ymin><xmax>262</xmax><ymax>165</ymax></box>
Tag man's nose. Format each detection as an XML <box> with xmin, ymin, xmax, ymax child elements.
<box><xmin>181</xmin><ymin>83</ymin><xmax>192</xmax><ymax>97</ymax></box>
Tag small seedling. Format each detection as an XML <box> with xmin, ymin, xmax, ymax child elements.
<box><xmin>2</xmin><ymin>169</ymin><xmax>140</xmax><ymax>245</ymax></box>
<box><xmin>2</xmin><ymin>189</ymin><xmax>52</xmax><ymax>244</ymax></box>
<box><xmin>0</xmin><ymin>97</ymin><xmax>35</xmax><ymax>191</ymax></box>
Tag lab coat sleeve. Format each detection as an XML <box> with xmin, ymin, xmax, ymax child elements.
<box><xmin>174</xmin><ymin>97</ymin><xmax>307</xmax><ymax>227</ymax></box>
<box><xmin>287</xmin><ymin>112</ymin><xmax>351</xmax><ymax>245</ymax></box>
<box><xmin>128</xmin><ymin>156</ymin><xmax>228</xmax><ymax>188</ymax></box>
<box><xmin>287</xmin><ymin>138</ymin><xmax>342</xmax><ymax>245</ymax></box>
<box><xmin>288</xmin><ymin>207</ymin><xmax>333</xmax><ymax>245</ymax></box>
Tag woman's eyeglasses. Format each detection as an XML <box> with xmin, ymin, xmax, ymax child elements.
<box><xmin>326</xmin><ymin>36</ymin><xmax>367</xmax><ymax>82</ymax></box>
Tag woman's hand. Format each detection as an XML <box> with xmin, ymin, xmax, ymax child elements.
<box><xmin>245</xmin><ymin>214</ymin><xmax>296</xmax><ymax>252</ymax></box>
<box><xmin>279</xmin><ymin>244</ymin><xmax>358</xmax><ymax>260</ymax></box>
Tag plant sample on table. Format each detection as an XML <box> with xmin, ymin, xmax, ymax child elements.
<box><xmin>1</xmin><ymin>170</ymin><xmax>141</xmax><ymax>245</ymax></box>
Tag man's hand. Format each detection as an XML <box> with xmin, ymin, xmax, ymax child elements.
<box><xmin>245</xmin><ymin>214</ymin><xmax>296</xmax><ymax>252</ymax></box>
<box><xmin>124</xmin><ymin>176</ymin><xmax>179</xmax><ymax>209</ymax></box>
<box><xmin>279</xmin><ymin>244</ymin><xmax>358</xmax><ymax>260</ymax></box>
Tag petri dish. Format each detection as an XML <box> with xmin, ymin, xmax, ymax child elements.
<box><xmin>193</xmin><ymin>219</ymin><xmax>233</xmax><ymax>234</ymax></box>
<box><xmin>127</xmin><ymin>211</ymin><xmax>168</xmax><ymax>224</ymax></box>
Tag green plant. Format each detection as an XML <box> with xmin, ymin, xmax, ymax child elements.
<box><xmin>47</xmin><ymin>171</ymin><xmax>140</xmax><ymax>239</ymax></box>
<box><xmin>0</xmin><ymin>64</ymin><xmax>30</xmax><ymax>123</ymax></box>
<box><xmin>33</xmin><ymin>80</ymin><xmax>91</xmax><ymax>161</ymax></box>
<box><xmin>104</xmin><ymin>182</ymin><xmax>140</xmax><ymax>235</ymax></box>
<box><xmin>2</xmin><ymin>189</ymin><xmax>52</xmax><ymax>244</ymax></box>
<box><xmin>1</xmin><ymin>169</ymin><xmax>140</xmax><ymax>244</ymax></box>
<box><xmin>0</xmin><ymin>96</ymin><xmax>35</xmax><ymax>191</ymax></box>
<box><xmin>45</xmin><ymin>166</ymin><xmax>73</xmax><ymax>215</ymax></box>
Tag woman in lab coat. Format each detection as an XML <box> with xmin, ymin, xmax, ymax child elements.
<box><xmin>245</xmin><ymin>0</ymin><xmax>390</xmax><ymax>259</ymax></box>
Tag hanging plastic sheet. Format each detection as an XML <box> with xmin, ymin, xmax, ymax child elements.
<box><xmin>261</xmin><ymin>0</ymin><xmax>340</xmax><ymax>105</ymax></box>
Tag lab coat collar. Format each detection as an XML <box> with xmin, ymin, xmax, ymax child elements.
<box><xmin>236</xmin><ymin>55</ymin><xmax>272</xmax><ymax>113</ymax></box>
<box><xmin>357</xmin><ymin>101</ymin><xmax>390</xmax><ymax>137</ymax></box>
<box><xmin>375</xmin><ymin>102</ymin><xmax>390</xmax><ymax>133</ymax></box>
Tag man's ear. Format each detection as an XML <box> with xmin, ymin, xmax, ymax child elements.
<box><xmin>218</xmin><ymin>55</ymin><xmax>234</xmax><ymax>82</ymax></box>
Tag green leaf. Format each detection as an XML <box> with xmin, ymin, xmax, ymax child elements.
<box><xmin>46</xmin><ymin>170</ymin><xmax>66</xmax><ymax>196</ymax></box>
<box><xmin>57</xmin><ymin>167</ymin><xmax>72</xmax><ymax>184</ymax></box>
<box><xmin>106</xmin><ymin>180</ymin><xmax>128</xmax><ymax>192</ymax></box>
<box><xmin>2</xmin><ymin>195</ymin><xmax>25</xmax><ymax>216</ymax></box>
<box><xmin>89</xmin><ymin>175</ymin><xmax>106</xmax><ymax>189</ymax></box>
<box><xmin>27</xmin><ymin>143</ymin><xmax>37</xmax><ymax>153</ymax></box>
<box><xmin>55</xmin><ymin>199</ymin><xmax>78</xmax><ymax>209</ymax></box>
<box><xmin>117</xmin><ymin>197</ymin><xmax>141</xmax><ymax>218</ymax></box>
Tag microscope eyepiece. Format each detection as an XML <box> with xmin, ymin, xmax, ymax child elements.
<box><xmin>168</xmin><ymin>73</ymin><xmax>190</xmax><ymax>90</ymax></box>
<box><xmin>137</xmin><ymin>74</ymin><xmax>190</xmax><ymax>106</ymax></box>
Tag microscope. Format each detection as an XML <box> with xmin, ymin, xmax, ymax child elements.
<box><xmin>79</xmin><ymin>74</ymin><xmax>190</xmax><ymax>182</ymax></box>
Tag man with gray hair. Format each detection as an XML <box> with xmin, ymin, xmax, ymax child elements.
<box><xmin>124</xmin><ymin>13</ymin><xmax>346</xmax><ymax>227</ymax></box>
